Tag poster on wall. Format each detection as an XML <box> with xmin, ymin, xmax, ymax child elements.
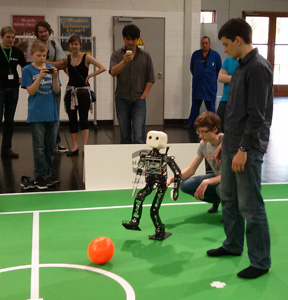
<box><xmin>59</xmin><ymin>16</ymin><xmax>92</xmax><ymax>53</ymax></box>
<box><xmin>12</xmin><ymin>15</ymin><xmax>45</xmax><ymax>59</ymax></box>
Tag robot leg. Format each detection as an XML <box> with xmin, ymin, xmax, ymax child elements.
<box><xmin>149</xmin><ymin>186</ymin><xmax>171</xmax><ymax>240</ymax></box>
<box><xmin>122</xmin><ymin>184</ymin><xmax>153</xmax><ymax>231</ymax></box>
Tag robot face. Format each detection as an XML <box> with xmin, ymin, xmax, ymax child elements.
<box><xmin>146</xmin><ymin>131</ymin><xmax>168</xmax><ymax>149</ymax></box>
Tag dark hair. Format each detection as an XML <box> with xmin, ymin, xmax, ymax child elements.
<box><xmin>68</xmin><ymin>35</ymin><xmax>82</xmax><ymax>45</ymax></box>
<box><xmin>122</xmin><ymin>24</ymin><xmax>140</xmax><ymax>39</ymax></box>
<box><xmin>201</xmin><ymin>36</ymin><xmax>211</xmax><ymax>42</ymax></box>
<box><xmin>34</xmin><ymin>21</ymin><xmax>53</xmax><ymax>38</ymax></box>
<box><xmin>218</xmin><ymin>18</ymin><xmax>252</xmax><ymax>44</ymax></box>
<box><xmin>194</xmin><ymin>111</ymin><xmax>221</xmax><ymax>134</ymax></box>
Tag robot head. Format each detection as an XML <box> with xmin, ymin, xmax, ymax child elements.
<box><xmin>146</xmin><ymin>131</ymin><xmax>168</xmax><ymax>150</ymax></box>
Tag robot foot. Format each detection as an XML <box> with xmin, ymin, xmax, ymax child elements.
<box><xmin>122</xmin><ymin>220</ymin><xmax>141</xmax><ymax>231</ymax></box>
<box><xmin>149</xmin><ymin>232</ymin><xmax>172</xmax><ymax>241</ymax></box>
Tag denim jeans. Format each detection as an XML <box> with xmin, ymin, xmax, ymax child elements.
<box><xmin>115</xmin><ymin>98</ymin><xmax>146</xmax><ymax>144</ymax></box>
<box><xmin>0</xmin><ymin>87</ymin><xmax>19</xmax><ymax>153</ymax></box>
<box><xmin>188</xmin><ymin>99</ymin><xmax>216</xmax><ymax>125</ymax></box>
<box><xmin>55</xmin><ymin>90</ymin><xmax>61</xmax><ymax>145</ymax></box>
<box><xmin>30</xmin><ymin>122</ymin><xmax>58</xmax><ymax>179</ymax></box>
<box><xmin>221</xmin><ymin>148</ymin><xmax>271</xmax><ymax>269</ymax></box>
<box><xmin>180</xmin><ymin>173</ymin><xmax>221</xmax><ymax>204</ymax></box>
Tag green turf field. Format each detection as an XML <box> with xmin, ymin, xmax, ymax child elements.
<box><xmin>0</xmin><ymin>184</ymin><xmax>287</xmax><ymax>300</ymax></box>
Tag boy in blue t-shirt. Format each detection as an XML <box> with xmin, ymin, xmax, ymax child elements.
<box><xmin>21</xmin><ymin>40</ymin><xmax>60</xmax><ymax>190</ymax></box>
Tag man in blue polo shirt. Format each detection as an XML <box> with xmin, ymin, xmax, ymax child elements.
<box><xmin>186</xmin><ymin>36</ymin><xmax>222</xmax><ymax>128</ymax></box>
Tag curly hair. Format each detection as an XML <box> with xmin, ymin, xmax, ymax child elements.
<box><xmin>34</xmin><ymin>21</ymin><xmax>53</xmax><ymax>38</ymax></box>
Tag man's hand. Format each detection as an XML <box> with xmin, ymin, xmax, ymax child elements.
<box><xmin>232</xmin><ymin>150</ymin><xmax>247</xmax><ymax>173</ymax></box>
<box><xmin>166</xmin><ymin>176</ymin><xmax>174</xmax><ymax>187</ymax></box>
<box><xmin>123</xmin><ymin>52</ymin><xmax>133</xmax><ymax>64</ymax></box>
<box><xmin>194</xmin><ymin>180</ymin><xmax>208</xmax><ymax>200</ymax></box>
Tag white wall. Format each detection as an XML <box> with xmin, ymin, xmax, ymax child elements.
<box><xmin>0</xmin><ymin>0</ymin><xmax>201</xmax><ymax>122</ymax></box>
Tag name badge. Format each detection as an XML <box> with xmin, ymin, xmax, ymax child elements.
<box><xmin>8</xmin><ymin>74</ymin><xmax>14</xmax><ymax>80</ymax></box>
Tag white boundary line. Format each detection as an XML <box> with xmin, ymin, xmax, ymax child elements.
<box><xmin>0</xmin><ymin>264</ymin><xmax>135</xmax><ymax>300</ymax></box>
<box><xmin>1</xmin><ymin>181</ymin><xmax>287</xmax><ymax>196</ymax></box>
<box><xmin>0</xmin><ymin>199</ymin><xmax>287</xmax><ymax>216</ymax></box>
<box><xmin>28</xmin><ymin>212</ymin><xmax>42</xmax><ymax>300</ymax></box>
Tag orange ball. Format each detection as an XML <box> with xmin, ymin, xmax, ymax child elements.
<box><xmin>87</xmin><ymin>237</ymin><xmax>115</xmax><ymax>265</ymax></box>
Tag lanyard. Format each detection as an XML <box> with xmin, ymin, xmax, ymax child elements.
<box><xmin>1</xmin><ymin>44</ymin><xmax>12</xmax><ymax>64</ymax></box>
<box><xmin>1</xmin><ymin>45</ymin><xmax>13</xmax><ymax>75</ymax></box>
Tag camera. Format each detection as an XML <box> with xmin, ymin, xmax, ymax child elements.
<box><xmin>46</xmin><ymin>68</ymin><xmax>54</xmax><ymax>74</ymax></box>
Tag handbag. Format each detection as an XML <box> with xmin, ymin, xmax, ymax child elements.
<box><xmin>68</xmin><ymin>54</ymin><xmax>96</xmax><ymax>103</ymax></box>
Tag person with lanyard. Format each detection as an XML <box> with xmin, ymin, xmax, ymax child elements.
<box><xmin>186</xmin><ymin>36</ymin><xmax>222</xmax><ymax>128</ymax></box>
<box><xmin>0</xmin><ymin>26</ymin><xmax>26</xmax><ymax>159</ymax></box>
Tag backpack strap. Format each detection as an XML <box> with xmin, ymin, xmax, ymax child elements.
<box><xmin>51</xmin><ymin>40</ymin><xmax>57</xmax><ymax>61</ymax></box>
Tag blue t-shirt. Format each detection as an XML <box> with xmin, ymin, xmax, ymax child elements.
<box><xmin>21</xmin><ymin>64</ymin><xmax>59</xmax><ymax>123</ymax></box>
<box><xmin>220</xmin><ymin>56</ymin><xmax>239</xmax><ymax>102</ymax></box>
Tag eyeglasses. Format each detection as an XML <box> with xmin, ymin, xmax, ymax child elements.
<box><xmin>196</xmin><ymin>129</ymin><xmax>211</xmax><ymax>135</ymax></box>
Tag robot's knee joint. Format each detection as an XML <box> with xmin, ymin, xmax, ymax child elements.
<box><xmin>136</xmin><ymin>193</ymin><xmax>145</xmax><ymax>201</ymax></box>
<box><xmin>150</xmin><ymin>208</ymin><xmax>159</xmax><ymax>216</ymax></box>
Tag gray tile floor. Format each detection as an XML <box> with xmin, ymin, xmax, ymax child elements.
<box><xmin>0</xmin><ymin>97</ymin><xmax>287</xmax><ymax>194</ymax></box>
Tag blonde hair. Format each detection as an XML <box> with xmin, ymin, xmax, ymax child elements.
<box><xmin>30</xmin><ymin>40</ymin><xmax>47</xmax><ymax>54</ymax></box>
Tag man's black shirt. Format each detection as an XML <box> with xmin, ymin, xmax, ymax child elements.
<box><xmin>223</xmin><ymin>48</ymin><xmax>273</xmax><ymax>153</ymax></box>
<box><xmin>0</xmin><ymin>46</ymin><xmax>26</xmax><ymax>87</ymax></box>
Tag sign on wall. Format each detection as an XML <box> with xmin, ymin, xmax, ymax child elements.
<box><xmin>59</xmin><ymin>16</ymin><xmax>92</xmax><ymax>53</ymax></box>
<box><xmin>12</xmin><ymin>15</ymin><xmax>45</xmax><ymax>59</ymax></box>
<box><xmin>84</xmin><ymin>144</ymin><xmax>205</xmax><ymax>191</ymax></box>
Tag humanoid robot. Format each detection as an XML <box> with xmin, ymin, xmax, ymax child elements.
<box><xmin>122</xmin><ymin>131</ymin><xmax>181</xmax><ymax>240</ymax></box>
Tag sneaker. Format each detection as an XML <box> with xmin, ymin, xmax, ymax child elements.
<box><xmin>34</xmin><ymin>178</ymin><xmax>48</xmax><ymax>190</ymax></box>
<box><xmin>46</xmin><ymin>175</ymin><xmax>60</xmax><ymax>186</ymax></box>
<box><xmin>55</xmin><ymin>145</ymin><xmax>68</xmax><ymax>153</ymax></box>
<box><xmin>20</xmin><ymin>176</ymin><xmax>35</xmax><ymax>190</ymax></box>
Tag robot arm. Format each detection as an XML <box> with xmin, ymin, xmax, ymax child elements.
<box><xmin>132</xmin><ymin>154</ymin><xmax>146</xmax><ymax>196</ymax></box>
<box><xmin>167</xmin><ymin>156</ymin><xmax>181</xmax><ymax>201</ymax></box>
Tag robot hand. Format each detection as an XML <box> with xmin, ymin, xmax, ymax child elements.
<box><xmin>170</xmin><ymin>180</ymin><xmax>180</xmax><ymax>201</ymax></box>
<box><xmin>132</xmin><ymin>174</ymin><xmax>141</xmax><ymax>196</ymax></box>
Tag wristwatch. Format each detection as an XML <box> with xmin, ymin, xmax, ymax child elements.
<box><xmin>239</xmin><ymin>146</ymin><xmax>247</xmax><ymax>152</ymax></box>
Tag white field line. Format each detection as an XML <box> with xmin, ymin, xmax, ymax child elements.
<box><xmin>28</xmin><ymin>212</ymin><xmax>43</xmax><ymax>300</ymax></box>
<box><xmin>0</xmin><ymin>264</ymin><xmax>135</xmax><ymax>300</ymax></box>
<box><xmin>1</xmin><ymin>181</ymin><xmax>287</xmax><ymax>196</ymax></box>
<box><xmin>0</xmin><ymin>199</ymin><xmax>287</xmax><ymax>216</ymax></box>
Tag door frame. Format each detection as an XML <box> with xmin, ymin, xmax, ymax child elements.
<box><xmin>112</xmin><ymin>16</ymin><xmax>165</xmax><ymax>125</ymax></box>
<box><xmin>243</xmin><ymin>11</ymin><xmax>288</xmax><ymax>96</ymax></box>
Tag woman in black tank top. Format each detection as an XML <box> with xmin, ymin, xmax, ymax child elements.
<box><xmin>64</xmin><ymin>35</ymin><xmax>106</xmax><ymax>156</ymax></box>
